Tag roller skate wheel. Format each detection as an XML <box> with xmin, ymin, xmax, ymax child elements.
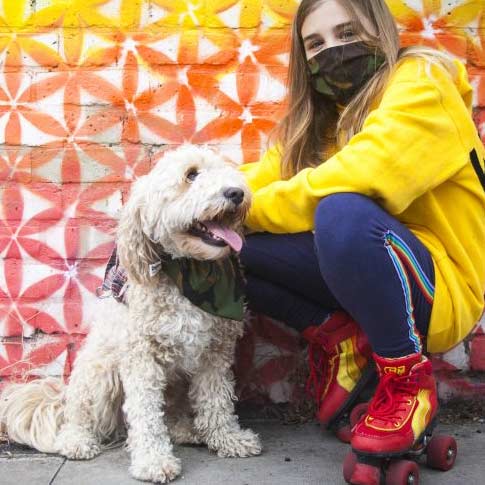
<box><xmin>426</xmin><ymin>435</ymin><xmax>457</xmax><ymax>471</ymax></box>
<box><xmin>336</xmin><ymin>424</ymin><xmax>352</xmax><ymax>444</ymax></box>
<box><xmin>350</xmin><ymin>461</ymin><xmax>380</xmax><ymax>485</ymax></box>
<box><xmin>385</xmin><ymin>460</ymin><xmax>419</xmax><ymax>485</ymax></box>
<box><xmin>343</xmin><ymin>451</ymin><xmax>357</xmax><ymax>483</ymax></box>
<box><xmin>350</xmin><ymin>402</ymin><xmax>369</xmax><ymax>427</ymax></box>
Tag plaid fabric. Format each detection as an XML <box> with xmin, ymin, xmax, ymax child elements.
<box><xmin>96</xmin><ymin>247</ymin><xmax>129</xmax><ymax>304</ymax></box>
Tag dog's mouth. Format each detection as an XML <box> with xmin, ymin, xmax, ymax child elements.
<box><xmin>188</xmin><ymin>220</ymin><xmax>243</xmax><ymax>252</ymax></box>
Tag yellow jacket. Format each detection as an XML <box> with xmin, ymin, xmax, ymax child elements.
<box><xmin>240</xmin><ymin>57</ymin><xmax>485</xmax><ymax>353</ymax></box>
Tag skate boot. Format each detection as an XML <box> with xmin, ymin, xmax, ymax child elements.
<box><xmin>343</xmin><ymin>352</ymin><xmax>457</xmax><ymax>485</ymax></box>
<box><xmin>351</xmin><ymin>352</ymin><xmax>438</xmax><ymax>455</ymax></box>
<box><xmin>302</xmin><ymin>311</ymin><xmax>375</xmax><ymax>434</ymax></box>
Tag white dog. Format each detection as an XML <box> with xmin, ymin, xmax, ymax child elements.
<box><xmin>0</xmin><ymin>145</ymin><xmax>261</xmax><ymax>483</ymax></box>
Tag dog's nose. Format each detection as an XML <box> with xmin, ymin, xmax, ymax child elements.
<box><xmin>223</xmin><ymin>187</ymin><xmax>244</xmax><ymax>206</ymax></box>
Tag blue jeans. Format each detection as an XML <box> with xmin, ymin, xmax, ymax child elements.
<box><xmin>240</xmin><ymin>193</ymin><xmax>435</xmax><ymax>357</ymax></box>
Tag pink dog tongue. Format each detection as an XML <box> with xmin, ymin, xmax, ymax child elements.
<box><xmin>205</xmin><ymin>222</ymin><xmax>243</xmax><ymax>252</ymax></box>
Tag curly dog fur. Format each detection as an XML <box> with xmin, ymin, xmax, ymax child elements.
<box><xmin>0</xmin><ymin>145</ymin><xmax>261</xmax><ymax>483</ymax></box>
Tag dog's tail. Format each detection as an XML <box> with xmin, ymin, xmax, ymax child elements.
<box><xmin>0</xmin><ymin>377</ymin><xmax>66</xmax><ymax>453</ymax></box>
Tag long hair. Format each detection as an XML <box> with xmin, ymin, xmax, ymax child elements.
<box><xmin>276</xmin><ymin>0</ymin><xmax>458</xmax><ymax>179</ymax></box>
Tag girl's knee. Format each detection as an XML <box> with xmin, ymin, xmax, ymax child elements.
<box><xmin>314</xmin><ymin>193</ymin><xmax>379</xmax><ymax>257</ymax></box>
<box><xmin>316</xmin><ymin>193</ymin><xmax>375</xmax><ymax>224</ymax></box>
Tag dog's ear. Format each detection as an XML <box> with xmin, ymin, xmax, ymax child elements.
<box><xmin>116</xmin><ymin>178</ymin><xmax>158</xmax><ymax>286</ymax></box>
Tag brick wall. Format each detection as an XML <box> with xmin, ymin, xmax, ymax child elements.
<box><xmin>0</xmin><ymin>1</ymin><xmax>484</xmax><ymax>403</ymax></box>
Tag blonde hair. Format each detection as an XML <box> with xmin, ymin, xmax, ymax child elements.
<box><xmin>276</xmin><ymin>0</ymin><xmax>458</xmax><ymax>179</ymax></box>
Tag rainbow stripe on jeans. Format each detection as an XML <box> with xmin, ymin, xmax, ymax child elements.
<box><xmin>383</xmin><ymin>230</ymin><xmax>435</xmax><ymax>353</ymax></box>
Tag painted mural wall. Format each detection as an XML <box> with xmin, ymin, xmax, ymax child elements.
<box><xmin>0</xmin><ymin>0</ymin><xmax>484</xmax><ymax>402</ymax></box>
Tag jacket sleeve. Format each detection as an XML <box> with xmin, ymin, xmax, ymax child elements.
<box><xmin>245</xmin><ymin>76</ymin><xmax>470</xmax><ymax>233</ymax></box>
<box><xmin>238</xmin><ymin>144</ymin><xmax>282</xmax><ymax>193</ymax></box>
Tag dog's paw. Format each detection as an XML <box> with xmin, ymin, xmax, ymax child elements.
<box><xmin>130</xmin><ymin>454</ymin><xmax>182</xmax><ymax>483</ymax></box>
<box><xmin>209</xmin><ymin>428</ymin><xmax>262</xmax><ymax>458</ymax></box>
<box><xmin>56</xmin><ymin>426</ymin><xmax>101</xmax><ymax>460</ymax></box>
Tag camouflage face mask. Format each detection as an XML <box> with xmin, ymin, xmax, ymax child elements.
<box><xmin>307</xmin><ymin>41</ymin><xmax>386</xmax><ymax>105</ymax></box>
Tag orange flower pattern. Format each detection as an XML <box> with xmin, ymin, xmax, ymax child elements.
<box><xmin>0</xmin><ymin>0</ymin><xmax>484</xmax><ymax>401</ymax></box>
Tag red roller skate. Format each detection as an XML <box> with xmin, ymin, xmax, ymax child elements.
<box><xmin>303</xmin><ymin>311</ymin><xmax>376</xmax><ymax>443</ymax></box>
<box><xmin>344</xmin><ymin>352</ymin><xmax>458</xmax><ymax>485</ymax></box>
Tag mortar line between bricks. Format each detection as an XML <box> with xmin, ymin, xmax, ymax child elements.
<box><xmin>49</xmin><ymin>457</ymin><xmax>67</xmax><ymax>485</ymax></box>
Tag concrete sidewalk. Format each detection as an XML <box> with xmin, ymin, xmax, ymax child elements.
<box><xmin>1</xmin><ymin>420</ymin><xmax>484</xmax><ymax>484</ymax></box>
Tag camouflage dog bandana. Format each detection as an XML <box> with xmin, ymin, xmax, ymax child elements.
<box><xmin>97</xmin><ymin>246</ymin><xmax>245</xmax><ymax>322</ymax></box>
<box><xmin>307</xmin><ymin>41</ymin><xmax>385</xmax><ymax>105</ymax></box>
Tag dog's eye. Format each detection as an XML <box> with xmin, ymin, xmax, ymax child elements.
<box><xmin>186</xmin><ymin>168</ymin><xmax>199</xmax><ymax>182</ymax></box>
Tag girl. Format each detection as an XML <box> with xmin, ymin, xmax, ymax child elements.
<box><xmin>239</xmin><ymin>0</ymin><xmax>485</xmax><ymax>466</ymax></box>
